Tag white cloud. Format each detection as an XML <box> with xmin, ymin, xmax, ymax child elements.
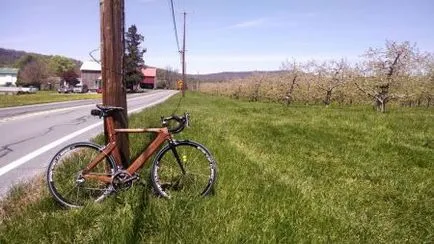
<box><xmin>226</xmin><ymin>17</ymin><xmax>298</xmax><ymax>30</ymax></box>
<box><xmin>228</xmin><ymin>18</ymin><xmax>268</xmax><ymax>29</ymax></box>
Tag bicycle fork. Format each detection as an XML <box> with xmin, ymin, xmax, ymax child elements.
<box><xmin>169</xmin><ymin>143</ymin><xmax>186</xmax><ymax>174</ymax></box>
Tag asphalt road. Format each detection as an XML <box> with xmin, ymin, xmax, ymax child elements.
<box><xmin>0</xmin><ymin>90</ymin><xmax>178</xmax><ymax>197</ymax></box>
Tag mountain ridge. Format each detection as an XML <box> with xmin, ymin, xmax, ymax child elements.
<box><xmin>0</xmin><ymin>47</ymin><xmax>277</xmax><ymax>81</ymax></box>
<box><xmin>0</xmin><ymin>47</ymin><xmax>81</xmax><ymax>67</ymax></box>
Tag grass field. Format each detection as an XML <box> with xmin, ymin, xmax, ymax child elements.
<box><xmin>0</xmin><ymin>91</ymin><xmax>101</xmax><ymax>108</ymax></box>
<box><xmin>0</xmin><ymin>92</ymin><xmax>433</xmax><ymax>243</ymax></box>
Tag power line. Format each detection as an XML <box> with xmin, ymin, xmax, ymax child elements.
<box><xmin>181</xmin><ymin>11</ymin><xmax>186</xmax><ymax>97</ymax></box>
<box><xmin>168</xmin><ymin>0</ymin><xmax>181</xmax><ymax>52</ymax></box>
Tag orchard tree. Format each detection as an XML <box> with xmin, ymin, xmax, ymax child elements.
<box><xmin>124</xmin><ymin>24</ymin><xmax>146</xmax><ymax>91</ymax></box>
<box><xmin>248</xmin><ymin>73</ymin><xmax>264</xmax><ymax>102</ymax></box>
<box><xmin>316</xmin><ymin>59</ymin><xmax>350</xmax><ymax>106</ymax></box>
<box><xmin>355</xmin><ymin>40</ymin><xmax>420</xmax><ymax>112</ymax></box>
<box><xmin>280</xmin><ymin>59</ymin><xmax>300</xmax><ymax>105</ymax></box>
<box><xmin>417</xmin><ymin>53</ymin><xmax>434</xmax><ymax>107</ymax></box>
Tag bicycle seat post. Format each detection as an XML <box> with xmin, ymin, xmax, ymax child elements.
<box><xmin>104</xmin><ymin>115</ymin><xmax>118</xmax><ymax>144</ymax></box>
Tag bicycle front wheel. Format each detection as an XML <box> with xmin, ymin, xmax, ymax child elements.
<box><xmin>151</xmin><ymin>140</ymin><xmax>217</xmax><ymax>198</ymax></box>
<box><xmin>47</xmin><ymin>142</ymin><xmax>116</xmax><ymax>208</ymax></box>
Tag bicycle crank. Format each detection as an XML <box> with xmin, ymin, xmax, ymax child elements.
<box><xmin>111</xmin><ymin>170</ymin><xmax>139</xmax><ymax>191</ymax></box>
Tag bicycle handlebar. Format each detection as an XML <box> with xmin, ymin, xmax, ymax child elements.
<box><xmin>161</xmin><ymin>113</ymin><xmax>190</xmax><ymax>134</ymax></box>
<box><xmin>91</xmin><ymin>105</ymin><xmax>189</xmax><ymax>134</ymax></box>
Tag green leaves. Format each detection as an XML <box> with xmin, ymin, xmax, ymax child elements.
<box><xmin>49</xmin><ymin>56</ymin><xmax>77</xmax><ymax>77</ymax></box>
<box><xmin>124</xmin><ymin>24</ymin><xmax>146</xmax><ymax>91</ymax></box>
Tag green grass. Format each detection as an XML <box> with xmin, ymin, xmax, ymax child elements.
<box><xmin>1</xmin><ymin>92</ymin><xmax>433</xmax><ymax>243</ymax></box>
<box><xmin>0</xmin><ymin>91</ymin><xmax>101</xmax><ymax>108</ymax></box>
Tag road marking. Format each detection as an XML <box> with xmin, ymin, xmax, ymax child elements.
<box><xmin>0</xmin><ymin>99</ymin><xmax>96</xmax><ymax>111</ymax></box>
<box><xmin>0</xmin><ymin>91</ymin><xmax>166</xmax><ymax>123</ymax></box>
<box><xmin>0</xmin><ymin>90</ymin><xmax>160</xmax><ymax>111</ymax></box>
<box><xmin>0</xmin><ymin>91</ymin><xmax>177</xmax><ymax>177</ymax></box>
<box><xmin>0</xmin><ymin>105</ymin><xmax>95</xmax><ymax>123</ymax></box>
<box><xmin>0</xmin><ymin>122</ymin><xmax>103</xmax><ymax>176</ymax></box>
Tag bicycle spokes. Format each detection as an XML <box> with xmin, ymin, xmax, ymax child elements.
<box><xmin>151</xmin><ymin>141</ymin><xmax>216</xmax><ymax>198</ymax></box>
<box><xmin>47</xmin><ymin>143</ymin><xmax>115</xmax><ymax>208</ymax></box>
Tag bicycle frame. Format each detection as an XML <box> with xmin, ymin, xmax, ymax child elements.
<box><xmin>82</xmin><ymin>116</ymin><xmax>172</xmax><ymax>183</ymax></box>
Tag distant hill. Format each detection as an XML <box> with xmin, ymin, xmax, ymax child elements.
<box><xmin>0</xmin><ymin>48</ymin><xmax>29</xmax><ymax>67</ymax></box>
<box><xmin>0</xmin><ymin>48</ymin><xmax>81</xmax><ymax>67</ymax></box>
<box><xmin>1</xmin><ymin>47</ymin><xmax>278</xmax><ymax>81</ymax></box>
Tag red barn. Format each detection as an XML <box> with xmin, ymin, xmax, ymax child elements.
<box><xmin>140</xmin><ymin>67</ymin><xmax>157</xmax><ymax>89</ymax></box>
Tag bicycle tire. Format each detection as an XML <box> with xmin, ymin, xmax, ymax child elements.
<box><xmin>46</xmin><ymin>142</ymin><xmax>116</xmax><ymax>208</ymax></box>
<box><xmin>151</xmin><ymin>140</ymin><xmax>217</xmax><ymax>198</ymax></box>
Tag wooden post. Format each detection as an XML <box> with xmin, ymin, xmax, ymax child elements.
<box><xmin>100</xmin><ymin>0</ymin><xmax>129</xmax><ymax>167</ymax></box>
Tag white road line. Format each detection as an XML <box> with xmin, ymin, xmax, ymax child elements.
<box><xmin>0</xmin><ymin>90</ymin><xmax>161</xmax><ymax>111</ymax></box>
<box><xmin>0</xmin><ymin>91</ymin><xmax>165</xmax><ymax>123</ymax></box>
<box><xmin>0</xmin><ymin>92</ymin><xmax>177</xmax><ymax>177</ymax></box>
<box><xmin>0</xmin><ymin>122</ymin><xmax>103</xmax><ymax>176</ymax></box>
<box><xmin>0</xmin><ymin>104</ymin><xmax>95</xmax><ymax>123</ymax></box>
<box><xmin>0</xmin><ymin>98</ymin><xmax>96</xmax><ymax>111</ymax></box>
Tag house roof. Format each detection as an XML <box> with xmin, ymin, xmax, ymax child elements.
<box><xmin>141</xmin><ymin>67</ymin><xmax>157</xmax><ymax>77</ymax></box>
<box><xmin>80</xmin><ymin>61</ymin><xmax>101</xmax><ymax>71</ymax></box>
<box><xmin>0</xmin><ymin>68</ymin><xmax>19</xmax><ymax>75</ymax></box>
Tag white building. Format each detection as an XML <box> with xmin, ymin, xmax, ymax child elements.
<box><xmin>0</xmin><ymin>68</ymin><xmax>19</xmax><ymax>86</ymax></box>
<box><xmin>80</xmin><ymin>61</ymin><xmax>101</xmax><ymax>91</ymax></box>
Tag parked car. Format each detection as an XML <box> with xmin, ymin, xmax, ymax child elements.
<box><xmin>73</xmin><ymin>84</ymin><xmax>89</xmax><ymax>93</ymax></box>
<box><xmin>57</xmin><ymin>86</ymin><xmax>73</xmax><ymax>93</ymax></box>
<box><xmin>27</xmin><ymin>86</ymin><xmax>39</xmax><ymax>93</ymax></box>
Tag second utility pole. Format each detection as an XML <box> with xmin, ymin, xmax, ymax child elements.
<box><xmin>181</xmin><ymin>11</ymin><xmax>186</xmax><ymax>97</ymax></box>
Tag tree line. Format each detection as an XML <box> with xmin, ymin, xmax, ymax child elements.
<box><xmin>0</xmin><ymin>50</ymin><xmax>81</xmax><ymax>89</ymax></box>
<box><xmin>3</xmin><ymin>24</ymin><xmax>192</xmax><ymax>92</ymax></box>
<box><xmin>2</xmin><ymin>24</ymin><xmax>147</xmax><ymax>91</ymax></box>
<box><xmin>199</xmin><ymin>41</ymin><xmax>434</xmax><ymax>112</ymax></box>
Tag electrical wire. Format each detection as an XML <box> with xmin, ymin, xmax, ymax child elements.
<box><xmin>88</xmin><ymin>2</ymin><xmax>184</xmax><ymax>114</ymax></box>
<box><xmin>171</xmin><ymin>93</ymin><xmax>184</xmax><ymax>115</ymax></box>
<box><xmin>168</xmin><ymin>0</ymin><xmax>181</xmax><ymax>52</ymax></box>
<box><xmin>167</xmin><ymin>0</ymin><xmax>185</xmax><ymax>115</ymax></box>
<box><xmin>89</xmin><ymin>48</ymin><xmax>101</xmax><ymax>64</ymax></box>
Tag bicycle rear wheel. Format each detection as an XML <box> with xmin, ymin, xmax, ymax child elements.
<box><xmin>151</xmin><ymin>140</ymin><xmax>217</xmax><ymax>198</ymax></box>
<box><xmin>47</xmin><ymin>142</ymin><xmax>116</xmax><ymax>208</ymax></box>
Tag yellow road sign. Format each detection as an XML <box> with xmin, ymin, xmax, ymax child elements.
<box><xmin>177</xmin><ymin>80</ymin><xmax>183</xmax><ymax>90</ymax></box>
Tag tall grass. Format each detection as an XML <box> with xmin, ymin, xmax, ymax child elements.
<box><xmin>1</xmin><ymin>92</ymin><xmax>433</xmax><ymax>243</ymax></box>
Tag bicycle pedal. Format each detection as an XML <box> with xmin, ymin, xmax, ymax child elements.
<box><xmin>124</xmin><ymin>174</ymin><xmax>139</xmax><ymax>183</ymax></box>
<box><xmin>103</xmin><ymin>185</ymin><xmax>116</xmax><ymax>195</ymax></box>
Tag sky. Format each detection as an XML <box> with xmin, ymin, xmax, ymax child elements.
<box><xmin>1</xmin><ymin>0</ymin><xmax>433</xmax><ymax>74</ymax></box>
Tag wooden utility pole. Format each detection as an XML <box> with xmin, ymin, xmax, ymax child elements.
<box><xmin>181</xmin><ymin>12</ymin><xmax>186</xmax><ymax>97</ymax></box>
<box><xmin>100</xmin><ymin>0</ymin><xmax>129</xmax><ymax>166</ymax></box>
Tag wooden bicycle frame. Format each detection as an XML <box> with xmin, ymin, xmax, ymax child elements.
<box><xmin>82</xmin><ymin>115</ymin><xmax>172</xmax><ymax>183</ymax></box>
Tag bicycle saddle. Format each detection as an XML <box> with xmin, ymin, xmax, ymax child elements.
<box><xmin>91</xmin><ymin>104</ymin><xmax>124</xmax><ymax>117</ymax></box>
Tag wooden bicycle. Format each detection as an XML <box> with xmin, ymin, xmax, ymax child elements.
<box><xmin>46</xmin><ymin>104</ymin><xmax>217</xmax><ymax>208</ymax></box>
